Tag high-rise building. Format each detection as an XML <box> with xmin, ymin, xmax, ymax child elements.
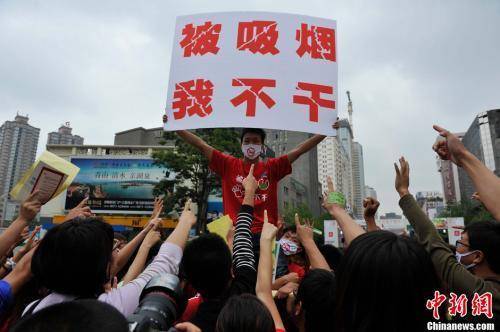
<box><xmin>266</xmin><ymin>130</ymin><xmax>322</xmax><ymax>216</ymax></box>
<box><xmin>436</xmin><ymin>133</ymin><xmax>464</xmax><ymax>204</ymax></box>
<box><xmin>47</xmin><ymin>122</ymin><xmax>84</xmax><ymax>145</ymax></box>
<box><xmin>458</xmin><ymin>109</ymin><xmax>500</xmax><ymax>201</ymax></box>
<box><xmin>336</xmin><ymin>119</ymin><xmax>355</xmax><ymax>213</ymax></box>
<box><xmin>364</xmin><ymin>185</ymin><xmax>377</xmax><ymax>199</ymax></box>
<box><xmin>318</xmin><ymin>136</ymin><xmax>352</xmax><ymax>205</ymax></box>
<box><xmin>0</xmin><ymin>115</ymin><xmax>40</xmax><ymax>222</ymax></box>
<box><xmin>351</xmin><ymin>142</ymin><xmax>366</xmax><ymax>219</ymax></box>
<box><xmin>317</xmin><ymin>117</ymin><xmax>367</xmax><ymax>217</ymax></box>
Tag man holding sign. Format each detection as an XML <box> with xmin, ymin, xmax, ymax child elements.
<box><xmin>164</xmin><ymin>12</ymin><xmax>339</xmax><ymax>234</ymax></box>
<box><xmin>164</xmin><ymin>116</ymin><xmax>336</xmax><ymax>233</ymax></box>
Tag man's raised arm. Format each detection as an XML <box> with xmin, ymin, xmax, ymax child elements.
<box><xmin>163</xmin><ymin>115</ymin><xmax>215</xmax><ymax>161</ymax></box>
<box><xmin>433</xmin><ymin>125</ymin><xmax>500</xmax><ymax>221</ymax></box>
<box><xmin>286</xmin><ymin>119</ymin><xmax>338</xmax><ymax>164</ymax></box>
<box><xmin>287</xmin><ymin>134</ymin><xmax>326</xmax><ymax>164</ymax></box>
<box><xmin>177</xmin><ymin>130</ymin><xmax>215</xmax><ymax>161</ymax></box>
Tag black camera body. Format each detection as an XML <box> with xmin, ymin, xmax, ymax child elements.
<box><xmin>128</xmin><ymin>274</ymin><xmax>186</xmax><ymax>332</ymax></box>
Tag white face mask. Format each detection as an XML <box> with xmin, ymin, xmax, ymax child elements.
<box><xmin>280</xmin><ymin>238</ymin><xmax>303</xmax><ymax>256</ymax></box>
<box><xmin>242</xmin><ymin>144</ymin><xmax>262</xmax><ymax>160</ymax></box>
<box><xmin>455</xmin><ymin>250</ymin><xmax>478</xmax><ymax>270</ymax></box>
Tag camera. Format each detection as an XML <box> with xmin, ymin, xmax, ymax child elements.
<box><xmin>128</xmin><ymin>273</ymin><xmax>186</xmax><ymax>332</ymax></box>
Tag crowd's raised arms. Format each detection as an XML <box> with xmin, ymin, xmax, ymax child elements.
<box><xmin>0</xmin><ymin>121</ymin><xmax>498</xmax><ymax>332</ymax></box>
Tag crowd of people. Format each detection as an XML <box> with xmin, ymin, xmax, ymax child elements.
<box><xmin>0</xmin><ymin>123</ymin><xmax>498</xmax><ymax>331</ymax></box>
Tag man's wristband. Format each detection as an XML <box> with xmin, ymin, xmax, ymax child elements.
<box><xmin>328</xmin><ymin>192</ymin><xmax>346</xmax><ymax>207</ymax></box>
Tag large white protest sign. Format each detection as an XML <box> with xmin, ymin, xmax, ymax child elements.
<box><xmin>165</xmin><ymin>12</ymin><xmax>338</xmax><ymax>135</ymax></box>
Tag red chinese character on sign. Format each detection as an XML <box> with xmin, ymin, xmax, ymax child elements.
<box><xmin>237</xmin><ymin>21</ymin><xmax>279</xmax><ymax>55</ymax></box>
<box><xmin>448</xmin><ymin>293</ymin><xmax>468</xmax><ymax>317</ymax></box>
<box><xmin>293</xmin><ymin>82</ymin><xmax>335</xmax><ymax>122</ymax></box>
<box><xmin>172</xmin><ymin>79</ymin><xmax>214</xmax><ymax>120</ymax></box>
<box><xmin>471</xmin><ymin>292</ymin><xmax>493</xmax><ymax>319</ymax></box>
<box><xmin>426</xmin><ymin>291</ymin><xmax>447</xmax><ymax>320</ymax></box>
<box><xmin>180</xmin><ymin>21</ymin><xmax>222</xmax><ymax>57</ymax></box>
<box><xmin>296</xmin><ymin>23</ymin><xmax>336</xmax><ymax>61</ymax></box>
<box><xmin>230</xmin><ymin>78</ymin><xmax>276</xmax><ymax>117</ymax></box>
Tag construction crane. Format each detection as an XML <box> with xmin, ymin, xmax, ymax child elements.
<box><xmin>346</xmin><ymin>91</ymin><xmax>353</xmax><ymax>133</ymax></box>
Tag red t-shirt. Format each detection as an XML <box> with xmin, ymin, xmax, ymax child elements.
<box><xmin>209</xmin><ymin>150</ymin><xmax>292</xmax><ymax>233</ymax></box>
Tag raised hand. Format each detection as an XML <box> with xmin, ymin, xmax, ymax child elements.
<box><xmin>295</xmin><ymin>213</ymin><xmax>313</xmax><ymax>245</ymax></box>
<box><xmin>20</xmin><ymin>191</ymin><xmax>42</xmax><ymax>221</ymax></box>
<box><xmin>64</xmin><ymin>197</ymin><xmax>92</xmax><ymax>221</ymax></box>
<box><xmin>432</xmin><ymin>125</ymin><xmax>469</xmax><ymax>166</ymax></box>
<box><xmin>179</xmin><ymin>199</ymin><xmax>196</xmax><ymax>228</ymax></box>
<box><xmin>17</xmin><ymin>226</ymin><xmax>41</xmax><ymax>258</ymax></box>
<box><xmin>20</xmin><ymin>226</ymin><xmax>30</xmax><ymax>242</ymax></box>
<box><xmin>363</xmin><ymin>197</ymin><xmax>380</xmax><ymax>219</ymax></box>
<box><xmin>152</xmin><ymin>197</ymin><xmax>164</xmax><ymax>219</ymax></box>
<box><xmin>144</xmin><ymin>217</ymin><xmax>162</xmax><ymax>232</ymax></box>
<box><xmin>321</xmin><ymin>176</ymin><xmax>344</xmax><ymax>216</ymax></box>
<box><xmin>261</xmin><ymin>210</ymin><xmax>277</xmax><ymax>242</ymax></box>
<box><xmin>332</xmin><ymin>116</ymin><xmax>340</xmax><ymax>130</ymax></box>
<box><xmin>394</xmin><ymin>156</ymin><xmax>410</xmax><ymax>197</ymax></box>
<box><xmin>242</xmin><ymin>164</ymin><xmax>258</xmax><ymax>194</ymax></box>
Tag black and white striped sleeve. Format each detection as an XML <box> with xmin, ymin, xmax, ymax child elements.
<box><xmin>232</xmin><ymin>204</ymin><xmax>255</xmax><ymax>271</ymax></box>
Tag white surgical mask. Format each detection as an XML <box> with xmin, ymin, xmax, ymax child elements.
<box><xmin>455</xmin><ymin>250</ymin><xmax>478</xmax><ymax>270</ymax></box>
<box><xmin>280</xmin><ymin>238</ymin><xmax>303</xmax><ymax>256</ymax></box>
<box><xmin>242</xmin><ymin>144</ymin><xmax>262</xmax><ymax>160</ymax></box>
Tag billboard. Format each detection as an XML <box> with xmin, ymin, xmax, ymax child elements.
<box><xmin>65</xmin><ymin>157</ymin><xmax>172</xmax><ymax>214</ymax></box>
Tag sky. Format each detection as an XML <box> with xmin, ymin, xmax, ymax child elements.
<box><xmin>1</xmin><ymin>0</ymin><xmax>499</xmax><ymax>215</ymax></box>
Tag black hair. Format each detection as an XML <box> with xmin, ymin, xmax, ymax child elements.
<box><xmin>335</xmin><ymin>231</ymin><xmax>439</xmax><ymax>331</ymax></box>
<box><xmin>318</xmin><ymin>244</ymin><xmax>344</xmax><ymax>271</ymax></box>
<box><xmin>180</xmin><ymin>234</ymin><xmax>232</xmax><ymax>299</ymax></box>
<box><xmin>215</xmin><ymin>294</ymin><xmax>275</xmax><ymax>332</ymax></box>
<box><xmin>296</xmin><ymin>269</ymin><xmax>336</xmax><ymax>332</ymax></box>
<box><xmin>282</xmin><ymin>224</ymin><xmax>297</xmax><ymax>234</ymax></box>
<box><xmin>32</xmin><ymin>217</ymin><xmax>114</xmax><ymax>298</ymax></box>
<box><xmin>464</xmin><ymin>220</ymin><xmax>500</xmax><ymax>273</ymax></box>
<box><xmin>240</xmin><ymin>128</ymin><xmax>266</xmax><ymax>144</ymax></box>
<box><xmin>274</xmin><ymin>297</ymin><xmax>299</xmax><ymax>332</ymax></box>
<box><xmin>11</xmin><ymin>299</ymin><xmax>128</xmax><ymax>332</ymax></box>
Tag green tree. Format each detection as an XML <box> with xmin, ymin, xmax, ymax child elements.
<box><xmin>153</xmin><ymin>129</ymin><xmax>242</xmax><ymax>232</ymax></box>
<box><xmin>439</xmin><ymin>199</ymin><xmax>494</xmax><ymax>224</ymax></box>
<box><xmin>282</xmin><ymin>203</ymin><xmax>315</xmax><ymax>226</ymax></box>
